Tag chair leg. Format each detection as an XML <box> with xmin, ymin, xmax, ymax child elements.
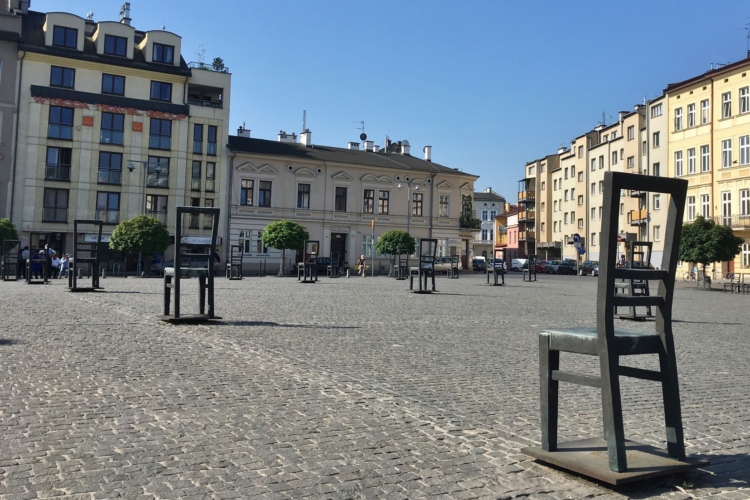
<box><xmin>199</xmin><ymin>277</ymin><xmax>206</xmax><ymax>315</ymax></box>
<box><xmin>540</xmin><ymin>335</ymin><xmax>559</xmax><ymax>451</ymax></box>
<box><xmin>163</xmin><ymin>275</ymin><xmax>172</xmax><ymax>316</ymax></box>
<box><xmin>659</xmin><ymin>346</ymin><xmax>686</xmax><ymax>460</ymax></box>
<box><xmin>600</xmin><ymin>361</ymin><xmax>628</xmax><ymax>472</ymax></box>
<box><xmin>207</xmin><ymin>276</ymin><xmax>214</xmax><ymax>318</ymax></box>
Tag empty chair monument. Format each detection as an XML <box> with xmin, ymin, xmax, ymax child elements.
<box><xmin>2</xmin><ymin>239</ymin><xmax>20</xmax><ymax>281</ymax></box>
<box><xmin>68</xmin><ymin>220</ymin><xmax>103</xmax><ymax>292</ymax></box>
<box><xmin>410</xmin><ymin>238</ymin><xmax>437</xmax><ymax>293</ymax></box>
<box><xmin>487</xmin><ymin>248</ymin><xmax>505</xmax><ymax>286</ymax></box>
<box><xmin>226</xmin><ymin>244</ymin><xmax>244</xmax><ymax>280</ymax></box>
<box><xmin>523</xmin><ymin>172</ymin><xmax>708</xmax><ymax>484</ymax></box>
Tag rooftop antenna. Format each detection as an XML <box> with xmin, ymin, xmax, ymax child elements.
<box><xmin>302</xmin><ymin>110</ymin><xmax>307</xmax><ymax>132</ymax></box>
<box><xmin>744</xmin><ymin>22</ymin><xmax>750</xmax><ymax>57</ymax></box>
<box><xmin>86</xmin><ymin>11</ymin><xmax>94</xmax><ymax>20</ymax></box>
<box><xmin>602</xmin><ymin>111</ymin><xmax>606</xmax><ymax>126</ymax></box>
<box><xmin>354</xmin><ymin>120</ymin><xmax>366</xmax><ymax>141</ymax></box>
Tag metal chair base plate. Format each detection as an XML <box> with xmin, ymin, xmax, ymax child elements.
<box><xmin>67</xmin><ymin>287</ymin><xmax>103</xmax><ymax>293</ymax></box>
<box><xmin>522</xmin><ymin>438</ymin><xmax>708</xmax><ymax>485</ymax></box>
<box><xmin>158</xmin><ymin>314</ymin><xmax>222</xmax><ymax>324</ymax></box>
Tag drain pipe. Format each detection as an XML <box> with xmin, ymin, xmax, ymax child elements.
<box><xmin>226</xmin><ymin>149</ymin><xmax>235</xmax><ymax>263</ymax></box>
<box><xmin>9</xmin><ymin>50</ymin><xmax>25</xmax><ymax>224</ymax></box>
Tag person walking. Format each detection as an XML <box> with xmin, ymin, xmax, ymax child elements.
<box><xmin>357</xmin><ymin>255</ymin><xmax>366</xmax><ymax>277</ymax></box>
<box><xmin>59</xmin><ymin>254</ymin><xmax>70</xmax><ymax>279</ymax></box>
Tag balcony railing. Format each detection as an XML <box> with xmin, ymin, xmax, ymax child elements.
<box><xmin>187</xmin><ymin>61</ymin><xmax>230</xmax><ymax>73</ymax></box>
<box><xmin>146</xmin><ymin>209</ymin><xmax>168</xmax><ymax>225</ymax></box>
<box><xmin>95</xmin><ymin>209</ymin><xmax>120</xmax><ymax>224</ymax></box>
<box><xmin>518</xmin><ymin>230</ymin><xmax>536</xmax><ymax>241</ymax></box>
<box><xmin>43</xmin><ymin>207</ymin><xmax>68</xmax><ymax>222</ymax></box>
<box><xmin>518</xmin><ymin>191</ymin><xmax>536</xmax><ymax>203</ymax></box>
<box><xmin>45</xmin><ymin>164</ymin><xmax>71</xmax><ymax>181</ymax></box>
<box><xmin>460</xmin><ymin>215</ymin><xmax>482</xmax><ymax>230</ymax></box>
<box><xmin>518</xmin><ymin>210</ymin><xmax>536</xmax><ymax>221</ymax></box>
<box><xmin>187</xmin><ymin>98</ymin><xmax>223</xmax><ymax>109</ymax></box>
<box><xmin>629</xmin><ymin>208</ymin><xmax>647</xmax><ymax>225</ymax></box>
<box><xmin>712</xmin><ymin>214</ymin><xmax>750</xmax><ymax>229</ymax></box>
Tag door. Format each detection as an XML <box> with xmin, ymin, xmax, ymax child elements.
<box><xmin>331</xmin><ymin>233</ymin><xmax>347</xmax><ymax>266</ymax></box>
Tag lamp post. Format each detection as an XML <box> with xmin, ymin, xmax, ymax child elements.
<box><xmin>127</xmin><ymin>159</ymin><xmax>162</xmax><ymax>276</ymax></box>
<box><xmin>398</xmin><ymin>180</ymin><xmax>419</xmax><ymax>235</ymax></box>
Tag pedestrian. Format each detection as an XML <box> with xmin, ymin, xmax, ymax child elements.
<box><xmin>59</xmin><ymin>254</ymin><xmax>70</xmax><ymax>279</ymax></box>
<box><xmin>357</xmin><ymin>255</ymin><xmax>366</xmax><ymax>277</ymax></box>
<box><xmin>44</xmin><ymin>244</ymin><xmax>56</xmax><ymax>258</ymax></box>
<box><xmin>18</xmin><ymin>245</ymin><xmax>29</xmax><ymax>279</ymax></box>
<box><xmin>50</xmin><ymin>254</ymin><xmax>61</xmax><ymax>279</ymax></box>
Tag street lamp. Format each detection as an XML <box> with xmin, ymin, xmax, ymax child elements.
<box><xmin>127</xmin><ymin>159</ymin><xmax>163</xmax><ymax>276</ymax></box>
<box><xmin>398</xmin><ymin>180</ymin><xmax>419</xmax><ymax>235</ymax></box>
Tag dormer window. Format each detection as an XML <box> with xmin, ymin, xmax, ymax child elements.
<box><xmin>153</xmin><ymin>43</ymin><xmax>174</xmax><ymax>64</ymax></box>
<box><xmin>52</xmin><ymin>26</ymin><xmax>77</xmax><ymax>48</ymax></box>
<box><xmin>103</xmin><ymin>35</ymin><xmax>127</xmax><ymax>57</ymax></box>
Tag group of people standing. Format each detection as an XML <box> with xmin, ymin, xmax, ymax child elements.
<box><xmin>16</xmin><ymin>244</ymin><xmax>69</xmax><ymax>280</ymax></box>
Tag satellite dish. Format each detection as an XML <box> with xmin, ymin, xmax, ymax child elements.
<box><xmin>360</xmin><ymin>133</ymin><xmax>367</xmax><ymax>141</ymax></box>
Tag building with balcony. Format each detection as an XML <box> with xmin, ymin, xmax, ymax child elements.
<box><xmin>227</xmin><ymin>130</ymin><xmax>479</xmax><ymax>273</ymax></box>
<box><xmin>0</xmin><ymin>1</ymin><xmax>22</xmax><ymax>219</ymax></box>
<box><xmin>472</xmin><ymin>187</ymin><xmax>505</xmax><ymax>259</ymax></box>
<box><xmin>7</xmin><ymin>4</ymin><xmax>230</xmax><ymax>266</ymax></box>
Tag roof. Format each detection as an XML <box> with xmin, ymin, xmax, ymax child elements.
<box><xmin>227</xmin><ymin>135</ymin><xmax>479</xmax><ymax>179</ymax></box>
<box><xmin>473</xmin><ymin>191</ymin><xmax>505</xmax><ymax>202</ymax></box>
<box><xmin>664</xmin><ymin>56</ymin><xmax>750</xmax><ymax>94</ymax></box>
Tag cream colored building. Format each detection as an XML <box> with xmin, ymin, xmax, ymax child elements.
<box><xmin>9</xmin><ymin>6</ymin><xmax>230</xmax><ymax>268</ymax></box>
<box><xmin>227</xmin><ymin>130</ymin><xmax>479</xmax><ymax>274</ymax></box>
<box><xmin>0</xmin><ymin>0</ymin><xmax>23</xmax><ymax>219</ymax></box>
<box><xmin>473</xmin><ymin>188</ymin><xmax>505</xmax><ymax>259</ymax></box>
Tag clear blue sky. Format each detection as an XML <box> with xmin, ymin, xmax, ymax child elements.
<box><xmin>35</xmin><ymin>0</ymin><xmax>750</xmax><ymax>201</ymax></box>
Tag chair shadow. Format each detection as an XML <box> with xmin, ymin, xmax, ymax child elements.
<box><xmin>0</xmin><ymin>339</ymin><xmax>17</xmax><ymax>345</ymax></box>
<box><xmin>215</xmin><ymin>320</ymin><xmax>359</xmax><ymax>330</ymax></box>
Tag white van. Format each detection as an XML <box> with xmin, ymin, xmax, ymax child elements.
<box><xmin>510</xmin><ymin>258</ymin><xmax>528</xmax><ymax>271</ymax></box>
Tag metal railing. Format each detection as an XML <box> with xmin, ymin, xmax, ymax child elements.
<box><xmin>45</xmin><ymin>164</ymin><xmax>71</xmax><ymax>181</ymax></box>
<box><xmin>95</xmin><ymin>209</ymin><xmax>120</xmax><ymax>224</ymax></box>
<box><xmin>712</xmin><ymin>214</ymin><xmax>750</xmax><ymax>228</ymax></box>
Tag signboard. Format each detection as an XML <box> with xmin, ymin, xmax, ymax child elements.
<box><xmin>573</xmin><ymin>233</ymin><xmax>581</xmax><ymax>243</ymax></box>
<box><xmin>577</xmin><ymin>246</ymin><xmax>586</xmax><ymax>255</ymax></box>
<box><xmin>180</xmin><ymin>236</ymin><xmax>222</xmax><ymax>245</ymax></box>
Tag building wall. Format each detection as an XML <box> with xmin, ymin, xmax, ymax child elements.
<box><xmin>0</xmin><ymin>8</ymin><xmax>21</xmax><ymax>219</ymax></box>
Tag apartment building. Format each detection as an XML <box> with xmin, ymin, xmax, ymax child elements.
<box><xmin>0</xmin><ymin>0</ymin><xmax>23</xmax><ymax>219</ymax></box>
<box><xmin>227</xmin><ymin>130</ymin><xmax>479</xmax><ymax>273</ymax></box>
<box><xmin>8</xmin><ymin>5</ymin><xmax>230</xmax><ymax>264</ymax></box>
<box><xmin>473</xmin><ymin>187</ymin><xmax>505</xmax><ymax>259</ymax></box>
<box><xmin>522</xmin><ymin>153</ymin><xmax>558</xmax><ymax>260</ymax></box>
<box><xmin>665</xmin><ymin>59</ymin><xmax>750</xmax><ymax>272</ymax></box>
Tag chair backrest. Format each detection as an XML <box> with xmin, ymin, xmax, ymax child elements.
<box><xmin>419</xmin><ymin>238</ymin><xmax>437</xmax><ymax>270</ymax></box>
<box><xmin>174</xmin><ymin>206</ymin><xmax>221</xmax><ymax>274</ymax></box>
<box><xmin>598</xmin><ymin>172</ymin><xmax>688</xmax><ymax>338</ymax></box>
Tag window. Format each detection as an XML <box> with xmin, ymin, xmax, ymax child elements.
<box><xmin>101</xmin><ymin>74</ymin><xmax>125</xmax><ymax>95</ymax></box>
<box><xmin>240</xmin><ymin>179</ymin><xmax>253</xmax><ymax>205</ymax></box>
<box><xmin>152</xmin><ymin>43</ymin><xmax>174</xmax><ymax>64</ymax></box>
<box><xmin>146</xmin><ymin>156</ymin><xmax>169</xmax><ymax>187</ymax></box>
<box><xmin>363</xmin><ymin>189</ymin><xmax>374</xmax><ymax>213</ymax></box>
<box><xmin>50</xmin><ymin>66</ymin><xmax>74</xmax><ymax>88</ymax></box>
<box><xmin>564</xmin><ymin>189</ymin><xmax>569</xmax><ymax>201</ymax></box>
<box><xmin>722</xmin><ymin>139</ymin><xmax>733</xmax><ymax>168</ymax></box>
<box><xmin>481</xmin><ymin>229</ymin><xmax>489</xmax><ymax>241</ymax></box>
<box><xmin>45</xmin><ymin>147</ymin><xmax>72</xmax><ymax>181</ymax></box>
<box><xmin>335</xmin><ymin>186</ymin><xmax>347</xmax><ymax>211</ymax></box>
<box><xmin>297</xmin><ymin>183</ymin><xmax>311</xmax><ymax>209</ymax></box>
<box><xmin>742</xmin><ymin>87</ymin><xmax>750</xmax><ymax>114</ymax></box>
<box><xmin>651</xmin><ymin>103</ymin><xmax>662</xmax><ymax>117</ymax></box>
<box><xmin>687</xmin><ymin>103</ymin><xmax>695</xmax><ymax>128</ymax></box>
<box><xmin>541</xmin><ymin>222</ymin><xmax>545</xmax><ymax>231</ymax></box>
<box><xmin>96</xmin><ymin>192</ymin><xmax>120</xmax><ymax>224</ymax></box>
<box><xmin>378</xmin><ymin>190</ymin><xmax>390</xmax><ymax>214</ymax></box>
<box><xmin>97</xmin><ymin>151</ymin><xmax>122</xmax><ymax>184</ymax></box>
<box><xmin>100</xmin><ymin>112</ymin><xmax>124</xmax><ymax>144</ymax></box>
<box><xmin>627</xmin><ymin>156</ymin><xmax>635</xmax><ymax>168</ymax></box>
<box><xmin>553</xmin><ymin>221</ymin><xmax>558</xmax><ymax>233</ymax></box>
<box><xmin>591</xmin><ymin>158</ymin><xmax>596</xmax><ymax>171</ymax></box>
<box><xmin>564</xmin><ymin>167</ymin><xmax>568</xmax><ymax>179</ymax></box>
<box><xmin>653</xmin><ymin>225</ymin><xmax>661</xmax><ymax>241</ymax></box>
<box><xmin>674</xmin><ymin>107</ymin><xmax>682</xmax><ymax>130</ymax></box>
<box><xmin>207</xmin><ymin>126</ymin><xmax>217</xmax><ymax>155</ymax></box>
<box><xmin>743</xmin><ymin>243</ymin><xmax>750</xmax><ymax>269</ymax></box>
<box><xmin>540</xmin><ymin>163</ymin><xmax>546</xmax><ymax>173</ymax></box>
<box><xmin>701</xmin><ymin>194</ymin><xmax>710</xmax><ymax>218</ymax></box>
<box><xmin>553</xmin><ymin>200</ymin><xmax>558</xmax><ymax>212</ymax></box>
<box><xmin>48</xmin><ymin>106</ymin><xmax>73</xmax><ymax>140</ymax></box>
<box><xmin>701</xmin><ymin>99</ymin><xmax>710</xmax><ymax>124</ymax></box>
<box><xmin>191</xmin><ymin>161</ymin><xmax>201</xmax><ymax>190</ymax></box>
<box><xmin>591</xmin><ymin>207</ymin><xmax>596</xmax><ymax>220</ymax></box>
<box><xmin>541</xmin><ymin>181</ymin><xmax>546</xmax><ymax>190</ymax></box>
<box><xmin>599</xmin><ymin>155</ymin><xmax>604</xmax><ymax>169</ymax></box>
<box><xmin>570</xmin><ymin>187</ymin><xmax>575</xmax><ymax>199</ymax></box>
<box><xmin>740</xmin><ymin>188</ymin><xmax>749</xmax><ymax>216</ymax></box>
<box><xmin>564</xmin><ymin>213</ymin><xmax>569</xmax><ymax>224</ymax></box>
<box><xmin>43</xmin><ymin>188</ymin><xmax>69</xmax><ymax>221</ymax></box>
<box><xmin>653</xmin><ymin>162</ymin><xmax>660</xmax><ymax>177</ymax></box>
<box><xmin>193</xmin><ymin>124</ymin><xmax>203</xmax><ymax>154</ymax></box>
<box><xmin>577</xmin><ymin>171</ymin><xmax>583</xmax><ymax>182</ymax></box>
<box><xmin>145</xmin><ymin>194</ymin><xmax>168</xmax><ymax>223</ymax></box>
<box><xmin>103</xmin><ymin>35</ymin><xmax>127</xmax><ymax>56</ymax></box>
<box><xmin>741</xmin><ymin>136</ymin><xmax>750</xmax><ymax>165</ymax></box>
<box><xmin>150</xmin><ymin>81</ymin><xmax>172</xmax><ymax>101</ymax></box>
<box><xmin>578</xmin><ymin>219</ymin><xmax>583</xmax><ymax>229</ymax></box>
<box><xmin>627</xmin><ymin>125</ymin><xmax>634</xmax><ymax>140</ymax></box>
<box><xmin>203</xmin><ymin>198</ymin><xmax>214</xmax><ymax>229</ymax></box>
<box><xmin>528</xmin><ymin>165</ymin><xmax>535</xmax><ymax>176</ymax></box>
<box><xmin>722</xmin><ymin>191</ymin><xmax>732</xmax><ymax>225</ymax></box>
<box><xmin>687</xmin><ymin>148</ymin><xmax>696</xmax><ymax>174</ymax></box>
<box><xmin>653</xmin><ymin>194</ymin><xmax>661</xmax><ymax>210</ymax></box>
<box><xmin>590</xmin><ymin>183</ymin><xmax>596</xmax><ymax>195</ymax></box>
<box><xmin>188</xmin><ymin>197</ymin><xmax>201</xmax><ymax>228</ymax></box>
<box><xmin>258</xmin><ymin>180</ymin><xmax>272</xmax><ymax>207</ymax></box>
<box><xmin>149</xmin><ymin>118</ymin><xmax>171</xmax><ymax>150</ymax></box>
<box><xmin>723</xmin><ymin>92</ymin><xmax>732</xmax><ymax>118</ymax></box>
<box><xmin>687</xmin><ymin>196</ymin><xmax>696</xmax><ymax>221</ymax></box>
<box><xmin>642</xmin><ymin>140</ymin><xmax>647</xmax><ymax>155</ymax></box>
<box><xmin>611</xmin><ymin>151</ymin><xmax>618</xmax><ymax>165</ymax></box>
<box><xmin>652</xmin><ymin>131</ymin><xmax>660</xmax><ymax>148</ymax></box>
<box><xmin>540</xmin><ymin>202</ymin><xmax>545</xmax><ymax>211</ymax></box>
<box><xmin>52</xmin><ymin>26</ymin><xmax>77</xmax><ymax>48</ymax></box>
<box><xmin>412</xmin><ymin>192</ymin><xmax>423</xmax><ymax>217</ymax></box>
<box><xmin>578</xmin><ymin>195</ymin><xmax>584</xmax><ymax>205</ymax></box>
<box><xmin>439</xmin><ymin>195</ymin><xmax>449</xmax><ymax>217</ymax></box>
<box><xmin>205</xmin><ymin>162</ymin><xmax>215</xmax><ymax>191</ymax></box>
<box><xmin>591</xmin><ymin>232</ymin><xmax>597</xmax><ymax>246</ymax></box>
<box><xmin>701</xmin><ymin>145</ymin><xmax>710</xmax><ymax>172</ymax></box>
<box><xmin>578</xmin><ymin>145</ymin><xmax>583</xmax><ymax>157</ymax></box>
<box><xmin>675</xmin><ymin>150</ymin><xmax>683</xmax><ymax>176</ymax></box>
<box><xmin>571</xmin><ymin>166</ymin><xmax>576</xmax><ymax>177</ymax></box>
<box><xmin>553</xmin><ymin>179</ymin><xmax>557</xmax><ymax>190</ymax></box>
<box><xmin>598</xmin><ymin>180</ymin><xmax>604</xmax><ymax>194</ymax></box>
<box><xmin>256</xmin><ymin>230</ymin><xmax>268</xmax><ymax>255</ymax></box>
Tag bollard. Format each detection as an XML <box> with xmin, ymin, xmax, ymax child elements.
<box><xmin>78</xmin><ymin>267</ymin><xmax>83</xmax><ymax>279</ymax></box>
<box><xmin>346</xmin><ymin>269</ymin><xmax>350</xmax><ymax>278</ymax></box>
<box><xmin>101</xmin><ymin>267</ymin><xmax>107</xmax><ymax>279</ymax></box>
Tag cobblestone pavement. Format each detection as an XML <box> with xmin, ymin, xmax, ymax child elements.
<box><xmin>0</xmin><ymin>272</ymin><xmax>748</xmax><ymax>499</ymax></box>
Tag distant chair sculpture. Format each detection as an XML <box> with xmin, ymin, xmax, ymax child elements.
<box><xmin>395</xmin><ymin>249</ymin><xmax>409</xmax><ymax>280</ymax></box>
<box><xmin>410</xmin><ymin>238</ymin><xmax>437</xmax><ymax>293</ymax></box>
<box><xmin>26</xmin><ymin>247</ymin><xmax>49</xmax><ymax>285</ymax></box>
<box><xmin>523</xmin><ymin>254</ymin><xmax>537</xmax><ymax>282</ymax></box>
<box><xmin>615</xmin><ymin>241</ymin><xmax>653</xmax><ymax>319</ymax></box>
<box><xmin>162</xmin><ymin>206</ymin><xmax>221</xmax><ymax>322</ymax></box>
<box><xmin>68</xmin><ymin>220</ymin><xmax>103</xmax><ymax>292</ymax></box>
<box><xmin>299</xmin><ymin>240</ymin><xmax>319</xmax><ymax>283</ymax></box>
<box><xmin>2</xmin><ymin>239</ymin><xmax>20</xmax><ymax>281</ymax></box>
<box><xmin>226</xmin><ymin>244</ymin><xmax>244</xmax><ymax>280</ymax></box>
<box><xmin>487</xmin><ymin>248</ymin><xmax>505</xmax><ymax>286</ymax></box>
<box><xmin>448</xmin><ymin>255</ymin><xmax>460</xmax><ymax>278</ymax></box>
<box><xmin>523</xmin><ymin>172</ymin><xmax>708</xmax><ymax>484</ymax></box>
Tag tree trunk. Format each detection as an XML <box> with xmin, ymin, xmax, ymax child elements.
<box><xmin>278</xmin><ymin>248</ymin><xmax>286</xmax><ymax>277</ymax></box>
<box><xmin>387</xmin><ymin>255</ymin><xmax>395</xmax><ymax>277</ymax></box>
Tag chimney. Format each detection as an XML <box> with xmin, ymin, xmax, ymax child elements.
<box><xmin>619</xmin><ymin>111</ymin><xmax>626</xmax><ymax>122</ymax></box>
<box><xmin>557</xmin><ymin>146</ymin><xmax>566</xmax><ymax>154</ymax></box>
<box><xmin>237</xmin><ymin>125</ymin><xmax>251</xmax><ymax>138</ymax></box>
<box><xmin>423</xmin><ymin>145</ymin><xmax>432</xmax><ymax>162</ymax></box>
<box><xmin>19</xmin><ymin>0</ymin><xmax>29</xmax><ymax>14</ymax></box>
<box><xmin>363</xmin><ymin>140</ymin><xmax>374</xmax><ymax>152</ymax></box>
<box><xmin>347</xmin><ymin>142</ymin><xmax>359</xmax><ymax>150</ymax></box>
<box><xmin>401</xmin><ymin>140</ymin><xmax>411</xmax><ymax>155</ymax></box>
<box><xmin>485</xmin><ymin>188</ymin><xmax>492</xmax><ymax>193</ymax></box>
<box><xmin>119</xmin><ymin>2</ymin><xmax>131</xmax><ymax>25</ymax></box>
<box><xmin>300</xmin><ymin>129</ymin><xmax>312</xmax><ymax>147</ymax></box>
<box><xmin>277</xmin><ymin>131</ymin><xmax>297</xmax><ymax>143</ymax></box>
<box><xmin>373</xmin><ymin>145</ymin><xmax>380</xmax><ymax>153</ymax></box>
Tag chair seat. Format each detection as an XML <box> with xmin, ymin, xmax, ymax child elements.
<box><xmin>164</xmin><ymin>267</ymin><xmax>209</xmax><ymax>278</ymax></box>
<box><xmin>542</xmin><ymin>327</ymin><xmax>662</xmax><ymax>356</ymax></box>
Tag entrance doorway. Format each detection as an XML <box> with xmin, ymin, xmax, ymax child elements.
<box><xmin>331</xmin><ymin>233</ymin><xmax>347</xmax><ymax>267</ymax></box>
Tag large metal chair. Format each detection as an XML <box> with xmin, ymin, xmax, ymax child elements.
<box><xmin>68</xmin><ymin>220</ymin><xmax>103</xmax><ymax>292</ymax></box>
<box><xmin>26</xmin><ymin>248</ymin><xmax>49</xmax><ymax>284</ymax></box>
<box><xmin>410</xmin><ymin>238</ymin><xmax>437</xmax><ymax>293</ymax></box>
<box><xmin>300</xmin><ymin>240</ymin><xmax>319</xmax><ymax>283</ymax></box>
<box><xmin>162</xmin><ymin>206</ymin><xmax>220</xmax><ymax>322</ymax></box>
<box><xmin>2</xmin><ymin>239</ymin><xmax>20</xmax><ymax>281</ymax></box>
<box><xmin>523</xmin><ymin>254</ymin><xmax>537</xmax><ymax>282</ymax></box>
<box><xmin>395</xmin><ymin>249</ymin><xmax>409</xmax><ymax>280</ymax></box>
<box><xmin>226</xmin><ymin>244</ymin><xmax>244</xmax><ymax>280</ymax></box>
<box><xmin>448</xmin><ymin>255</ymin><xmax>460</xmax><ymax>278</ymax></box>
<box><xmin>523</xmin><ymin>172</ymin><xmax>707</xmax><ymax>484</ymax></box>
<box><xmin>487</xmin><ymin>248</ymin><xmax>505</xmax><ymax>286</ymax></box>
<box><xmin>615</xmin><ymin>241</ymin><xmax>653</xmax><ymax>319</ymax></box>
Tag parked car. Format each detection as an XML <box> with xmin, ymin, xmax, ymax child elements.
<box><xmin>544</xmin><ymin>260</ymin><xmax>561</xmax><ymax>274</ymax></box>
<box><xmin>580</xmin><ymin>260</ymin><xmax>599</xmax><ymax>276</ymax></box>
<box><xmin>557</xmin><ymin>260</ymin><xmax>578</xmax><ymax>275</ymax></box>
<box><xmin>510</xmin><ymin>258</ymin><xmax>528</xmax><ymax>272</ymax></box>
<box><xmin>433</xmin><ymin>256</ymin><xmax>462</xmax><ymax>273</ymax></box>
<box><xmin>534</xmin><ymin>260</ymin><xmax>548</xmax><ymax>272</ymax></box>
<box><xmin>472</xmin><ymin>258</ymin><xmax>486</xmax><ymax>272</ymax></box>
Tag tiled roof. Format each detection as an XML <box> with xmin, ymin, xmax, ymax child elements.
<box><xmin>473</xmin><ymin>191</ymin><xmax>505</xmax><ymax>202</ymax></box>
<box><xmin>227</xmin><ymin>136</ymin><xmax>479</xmax><ymax>178</ymax></box>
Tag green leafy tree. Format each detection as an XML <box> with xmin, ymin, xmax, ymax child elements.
<box><xmin>262</xmin><ymin>220</ymin><xmax>309</xmax><ymax>276</ymax></box>
<box><xmin>375</xmin><ymin>230</ymin><xmax>416</xmax><ymax>276</ymax></box>
<box><xmin>678</xmin><ymin>215</ymin><xmax>743</xmax><ymax>288</ymax></box>
<box><xmin>0</xmin><ymin>218</ymin><xmax>19</xmax><ymax>251</ymax></box>
<box><xmin>109</xmin><ymin>215</ymin><xmax>171</xmax><ymax>272</ymax></box>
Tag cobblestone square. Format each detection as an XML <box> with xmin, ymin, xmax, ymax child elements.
<box><xmin>0</xmin><ymin>273</ymin><xmax>748</xmax><ymax>498</ymax></box>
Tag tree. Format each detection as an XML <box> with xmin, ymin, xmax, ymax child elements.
<box><xmin>109</xmin><ymin>215</ymin><xmax>171</xmax><ymax>273</ymax></box>
<box><xmin>212</xmin><ymin>57</ymin><xmax>225</xmax><ymax>72</ymax></box>
<box><xmin>261</xmin><ymin>220</ymin><xmax>309</xmax><ymax>276</ymax></box>
<box><xmin>0</xmin><ymin>218</ymin><xmax>19</xmax><ymax>251</ymax></box>
<box><xmin>678</xmin><ymin>216</ymin><xmax>743</xmax><ymax>288</ymax></box>
<box><xmin>375</xmin><ymin>230</ymin><xmax>416</xmax><ymax>276</ymax></box>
